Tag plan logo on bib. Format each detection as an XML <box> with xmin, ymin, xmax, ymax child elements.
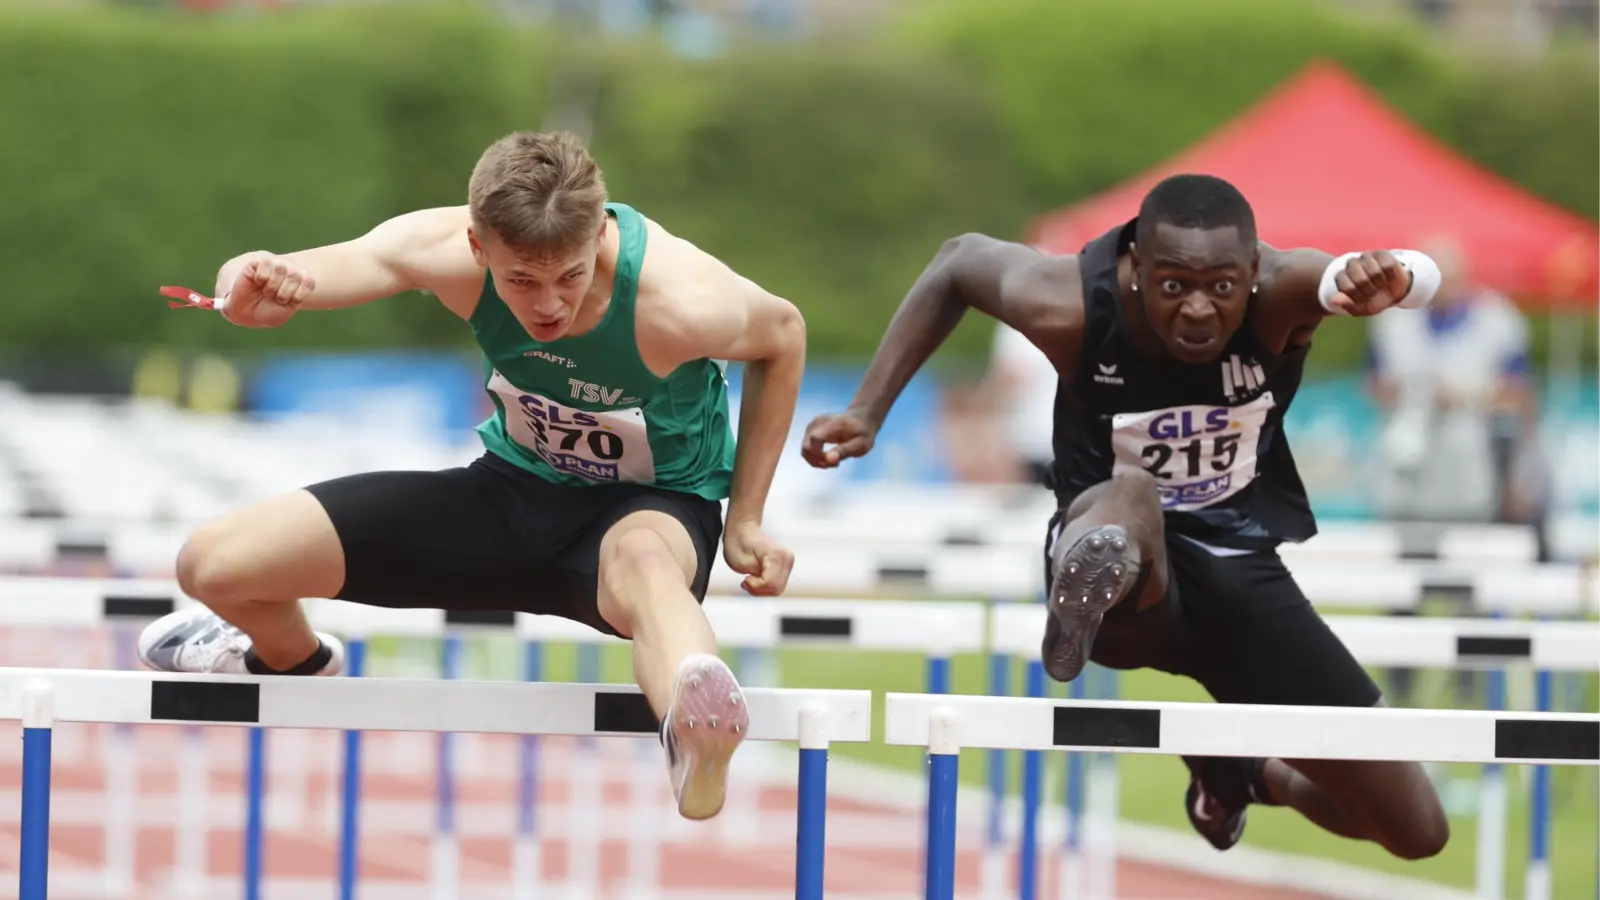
<box><xmin>1220</xmin><ymin>355</ymin><xmax>1267</xmax><ymax>403</ymax></box>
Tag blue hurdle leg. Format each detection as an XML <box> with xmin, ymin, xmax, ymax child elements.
<box><xmin>925</xmin><ymin>710</ymin><xmax>961</xmax><ymax>900</ymax></box>
<box><xmin>245</xmin><ymin>727</ymin><xmax>266</xmax><ymax>900</ymax></box>
<box><xmin>985</xmin><ymin>651</ymin><xmax>1011</xmax><ymax>897</ymax></box>
<box><xmin>1475</xmin><ymin>615</ymin><xmax>1508</xmax><ymax>900</ymax></box>
<box><xmin>514</xmin><ymin>641</ymin><xmax>544</xmax><ymax>899</ymax></box>
<box><xmin>1060</xmin><ymin>671</ymin><xmax>1088</xmax><ymax>899</ymax></box>
<box><xmin>1018</xmin><ymin>660</ymin><xmax>1045</xmax><ymax>900</ymax></box>
<box><xmin>795</xmin><ymin>704</ymin><xmax>832</xmax><ymax>900</ymax></box>
<box><xmin>1527</xmin><ymin>664</ymin><xmax>1554</xmax><ymax>900</ymax></box>
<box><xmin>339</xmin><ymin>637</ymin><xmax>368</xmax><ymax>900</ymax></box>
<box><xmin>927</xmin><ymin>654</ymin><xmax>952</xmax><ymax>696</ymax></box>
<box><xmin>19</xmin><ymin>683</ymin><xmax>54</xmax><ymax>900</ymax></box>
<box><xmin>435</xmin><ymin>635</ymin><xmax>463</xmax><ymax>896</ymax></box>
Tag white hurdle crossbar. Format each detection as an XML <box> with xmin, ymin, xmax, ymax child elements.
<box><xmin>0</xmin><ymin>667</ymin><xmax>872</xmax><ymax>900</ymax></box>
<box><xmin>0</xmin><ymin>577</ymin><xmax>985</xmax><ymax>900</ymax></box>
<box><xmin>988</xmin><ymin>604</ymin><xmax>1600</xmax><ymax>900</ymax></box>
<box><xmin>990</xmin><ymin>606</ymin><xmax>1600</xmax><ymax>673</ymax></box>
<box><xmin>885</xmin><ymin>693</ymin><xmax>1600</xmax><ymax>900</ymax></box>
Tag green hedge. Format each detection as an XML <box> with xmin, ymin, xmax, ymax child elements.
<box><xmin>896</xmin><ymin>0</ymin><xmax>1598</xmax><ymax>221</ymax></box>
<box><xmin>0</xmin><ymin>1</ymin><xmax>1592</xmax><ymax>370</ymax></box>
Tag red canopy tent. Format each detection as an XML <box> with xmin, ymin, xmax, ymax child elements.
<box><xmin>1027</xmin><ymin>61</ymin><xmax>1599</xmax><ymax>308</ymax></box>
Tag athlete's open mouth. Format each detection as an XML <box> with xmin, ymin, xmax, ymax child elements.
<box><xmin>525</xmin><ymin>316</ymin><xmax>566</xmax><ymax>338</ymax></box>
<box><xmin>1175</xmin><ymin>333</ymin><xmax>1217</xmax><ymax>349</ymax></box>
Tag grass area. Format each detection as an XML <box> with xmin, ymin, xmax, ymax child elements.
<box><xmin>365</xmin><ymin>634</ymin><xmax>1598</xmax><ymax>900</ymax></box>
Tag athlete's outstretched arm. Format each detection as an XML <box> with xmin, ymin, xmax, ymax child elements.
<box><xmin>800</xmin><ymin>233</ymin><xmax>1079</xmax><ymax>467</ymax></box>
<box><xmin>195</xmin><ymin>207</ymin><xmax>478</xmax><ymax>328</ymax></box>
<box><xmin>1257</xmin><ymin>245</ymin><xmax>1441</xmax><ymax>349</ymax></box>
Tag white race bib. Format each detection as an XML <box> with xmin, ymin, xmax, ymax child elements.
<box><xmin>488</xmin><ymin>370</ymin><xmax>656</xmax><ymax>484</ymax></box>
<box><xmin>1110</xmin><ymin>393</ymin><xmax>1275</xmax><ymax>511</ymax></box>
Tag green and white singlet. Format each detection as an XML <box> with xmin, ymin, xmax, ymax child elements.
<box><xmin>472</xmin><ymin>203</ymin><xmax>736</xmax><ymax>501</ymax></box>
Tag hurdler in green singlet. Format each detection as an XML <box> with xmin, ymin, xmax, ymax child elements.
<box><xmin>472</xmin><ymin>203</ymin><xmax>735</xmax><ymax>502</ymax></box>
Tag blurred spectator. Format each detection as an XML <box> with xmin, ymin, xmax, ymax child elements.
<box><xmin>1366</xmin><ymin>239</ymin><xmax>1554</xmax><ymax>708</ymax></box>
<box><xmin>1365</xmin><ymin>238</ymin><xmax>1549</xmax><ymax>549</ymax></box>
<box><xmin>984</xmin><ymin>322</ymin><xmax>1059</xmax><ymax>486</ymax></box>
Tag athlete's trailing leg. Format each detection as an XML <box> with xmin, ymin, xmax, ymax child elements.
<box><xmin>139</xmin><ymin>489</ymin><xmax>347</xmax><ymax>677</ymax></box>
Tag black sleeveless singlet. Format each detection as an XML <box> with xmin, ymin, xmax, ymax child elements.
<box><xmin>1047</xmin><ymin>219</ymin><xmax>1318</xmax><ymax>550</ymax></box>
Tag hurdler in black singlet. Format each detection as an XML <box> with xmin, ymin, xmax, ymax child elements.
<box><xmin>1048</xmin><ymin>219</ymin><xmax>1317</xmax><ymax>551</ymax></box>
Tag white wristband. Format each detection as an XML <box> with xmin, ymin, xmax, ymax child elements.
<box><xmin>1317</xmin><ymin>249</ymin><xmax>1441</xmax><ymax>313</ymax></box>
<box><xmin>1390</xmin><ymin>249</ymin><xmax>1441</xmax><ymax>309</ymax></box>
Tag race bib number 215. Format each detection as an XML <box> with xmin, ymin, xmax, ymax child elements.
<box><xmin>1109</xmin><ymin>393</ymin><xmax>1274</xmax><ymax>511</ymax></box>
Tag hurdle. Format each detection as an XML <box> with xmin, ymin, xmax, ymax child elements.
<box><xmin>310</xmin><ymin>594</ymin><xmax>985</xmax><ymax>899</ymax></box>
<box><xmin>883</xmin><ymin>692</ymin><xmax>1600</xmax><ymax>900</ymax></box>
<box><xmin>0</xmin><ymin>666</ymin><xmax>872</xmax><ymax>900</ymax></box>
<box><xmin>0</xmin><ymin>576</ymin><xmax>986</xmax><ymax>899</ymax></box>
<box><xmin>988</xmin><ymin>603</ymin><xmax>1600</xmax><ymax>900</ymax></box>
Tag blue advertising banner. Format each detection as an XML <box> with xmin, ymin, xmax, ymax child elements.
<box><xmin>246</xmin><ymin>354</ymin><xmax>1596</xmax><ymax>523</ymax></box>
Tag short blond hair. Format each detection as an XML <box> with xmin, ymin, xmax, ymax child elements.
<box><xmin>468</xmin><ymin>131</ymin><xmax>608</xmax><ymax>255</ymax></box>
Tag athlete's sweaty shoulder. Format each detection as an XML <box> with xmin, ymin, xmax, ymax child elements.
<box><xmin>367</xmin><ymin>205</ymin><xmax>485</xmax><ymax>317</ymax></box>
<box><xmin>633</xmin><ymin>215</ymin><xmax>805</xmax><ymax>377</ymax></box>
<box><xmin>942</xmin><ymin>233</ymin><xmax>1086</xmax><ymax>375</ymax></box>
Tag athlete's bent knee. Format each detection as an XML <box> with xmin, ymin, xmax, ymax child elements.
<box><xmin>1112</xmin><ymin>467</ymin><xmax>1161</xmax><ymax>496</ymax></box>
<box><xmin>175</xmin><ymin>524</ymin><xmax>251</xmax><ymax>608</ymax></box>
<box><xmin>175</xmin><ymin>490</ymin><xmax>344</xmax><ymax>607</ymax></box>
<box><xmin>605</xmin><ymin>527</ymin><xmax>680</xmax><ymax>580</ymax></box>
<box><xmin>600</xmin><ymin>524</ymin><xmax>695</xmax><ymax>605</ymax></box>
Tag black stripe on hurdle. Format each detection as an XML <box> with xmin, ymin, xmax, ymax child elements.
<box><xmin>1456</xmin><ymin>636</ymin><xmax>1532</xmax><ymax>659</ymax></box>
<box><xmin>1420</xmin><ymin>581</ymin><xmax>1476</xmax><ymax>604</ymax></box>
<box><xmin>150</xmin><ymin>681</ymin><xmax>261</xmax><ymax>724</ymax></box>
<box><xmin>55</xmin><ymin>538</ymin><xmax>108</xmax><ymax>559</ymax></box>
<box><xmin>593</xmin><ymin>691</ymin><xmax>660</xmax><ymax>734</ymax></box>
<box><xmin>779</xmin><ymin>616</ymin><xmax>852</xmax><ymax>639</ymax></box>
<box><xmin>1494</xmin><ymin>719</ymin><xmax>1600</xmax><ymax>761</ymax></box>
<box><xmin>876</xmin><ymin>564</ymin><xmax>929</xmax><ymax>584</ymax></box>
<box><xmin>102</xmin><ymin>595</ymin><xmax>176</xmax><ymax>620</ymax></box>
<box><xmin>1052</xmin><ymin>706</ymin><xmax>1160</xmax><ymax>749</ymax></box>
<box><xmin>444</xmin><ymin>608</ymin><xmax>517</xmax><ymax>628</ymax></box>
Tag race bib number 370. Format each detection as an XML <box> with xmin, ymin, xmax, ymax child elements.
<box><xmin>1110</xmin><ymin>393</ymin><xmax>1275</xmax><ymax>511</ymax></box>
<box><xmin>488</xmin><ymin>371</ymin><xmax>657</xmax><ymax>484</ymax></box>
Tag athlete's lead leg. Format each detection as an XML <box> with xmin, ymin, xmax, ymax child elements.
<box><xmin>597</xmin><ymin>511</ymin><xmax>747</xmax><ymax>820</ymax></box>
<box><xmin>1043</xmin><ymin>469</ymin><xmax>1170</xmax><ymax>683</ymax></box>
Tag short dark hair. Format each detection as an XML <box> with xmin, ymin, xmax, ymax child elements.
<box><xmin>1135</xmin><ymin>174</ymin><xmax>1256</xmax><ymax>248</ymax></box>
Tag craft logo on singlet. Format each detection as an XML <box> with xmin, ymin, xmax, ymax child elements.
<box><xmin>523</xmin><ymin>349</ymin><xmax>577</xmax><ymax>368</ymax></box>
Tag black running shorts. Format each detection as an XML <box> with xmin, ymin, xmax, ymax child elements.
<box><xmin>1044</xmin><ymin>513</ymin><xmax>1382</xmax><ymax>708</ymax></box>
<box><xmin>303</xmin><ymin>451</ymin><xmax>724</xmax><ymax>637</ymax></box>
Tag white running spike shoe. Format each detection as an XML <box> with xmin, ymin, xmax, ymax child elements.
<box><xmin>660</xmin><ymin>653</ymin><xmax>749</xmax><ymax>820</ymax></box>
<box><xmin>136</xmin><ymin>604</ymin><xmax>344</xmax><ymax>676</ymax></box>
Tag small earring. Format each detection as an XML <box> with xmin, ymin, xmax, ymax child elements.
<box><xmin>1131</xmin><ymin>283</ymin><xmax>1139</xmax><ymax>292</ymax></box>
